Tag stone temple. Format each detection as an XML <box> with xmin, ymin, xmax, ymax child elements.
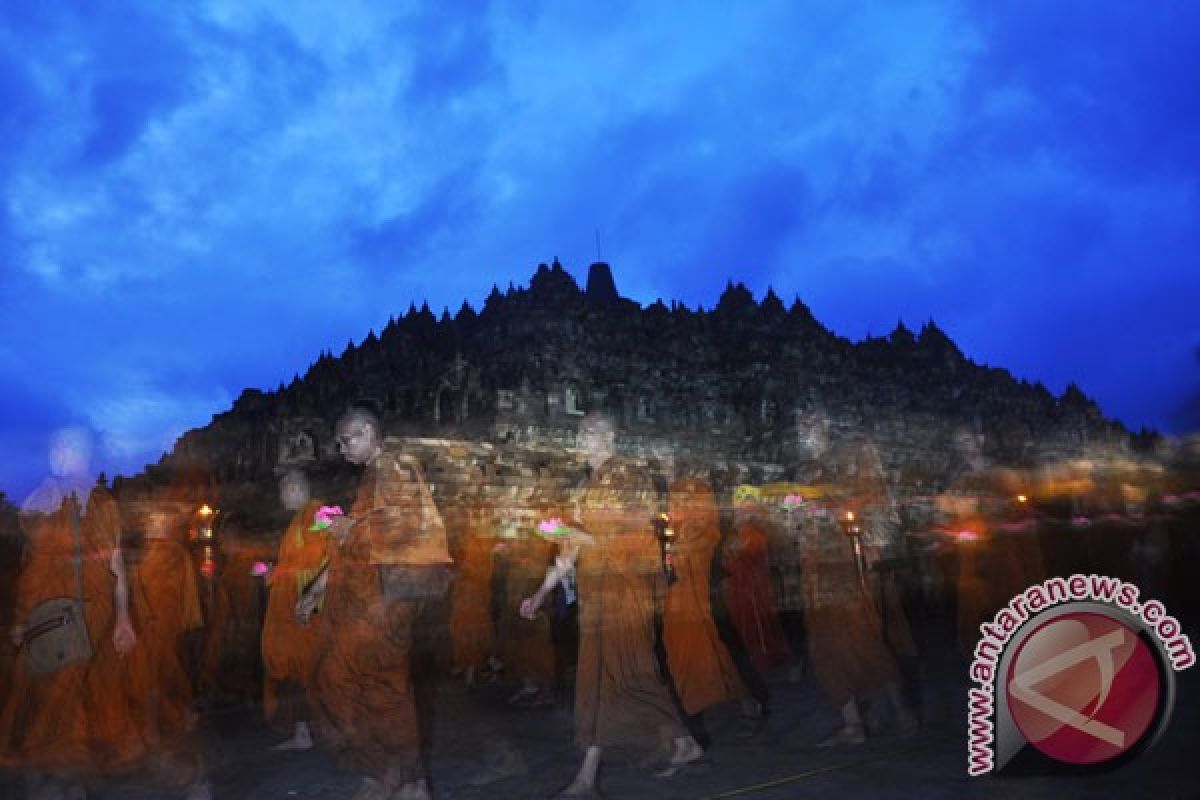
<box><xmin>118</xmin><ymin>261</ymin><xmax>1144</xmax><ymax>531</ymax></box>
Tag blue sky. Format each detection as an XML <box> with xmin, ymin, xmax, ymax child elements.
<box><xmin>2</xmin><ymin>1</ymin><xmax>1198</xmax><ymax>500</ymax></box>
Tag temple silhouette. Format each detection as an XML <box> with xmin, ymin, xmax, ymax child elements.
<box><xmin>121</xmin><ymin>261</ymin><xmax>1134</xmax><ymax>528</ymax></box>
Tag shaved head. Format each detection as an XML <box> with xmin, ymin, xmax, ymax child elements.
<box><xmin>335</xmin><ymin>407</ymin><xmax>383</xmax><ymax>465</ymax></box>
<box><xmin>337</xmin><ymin>407</ymin><xmax>381</xmax><ymax>436</ymax></box>
<box><xmin>578</xmin><ymin>411</ymin><xmax>617</xmax><ymax>469</ymax></box>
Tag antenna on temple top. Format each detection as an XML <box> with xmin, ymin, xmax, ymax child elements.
<box><xmin>595</xmin><ymin>228</ymin><xmax>603</xmax><ymax>263</ymax></box>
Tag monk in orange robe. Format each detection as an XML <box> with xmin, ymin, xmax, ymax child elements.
<box><xmin>521</xmin><ymin>413</ymin><xmax>703</xmax><ymax>797</ymax></box>
<box><xmin>662</xmin><ymin>479</ymin><xmax>746</xmax><ymax>719</ymax></box>
<box><xmin>0</xmin><ymin>428</ymin><xmax>137</xmax><ymax>798</ymax></box>
<box><xmin>304</xmin><ymin>408</ymin><xmax>451</xmax><ymax>800</ymax></box>
<box><xmin>792</xmin><ymin>431</ymin><xmax>919</xmax><ymax>746</ymax></box>
<box><xmin>116</xmin><ymin>491</ymin><xmax>211</xmax><ymax>797</ymax></box>
<box><xmin>448</xmin><ymin>499</ymin><xmax>500</xmax><ymax>687</ymax></box>
<box><xmin>261</xmin><ymin>470</ymin><xmax>329</xmax><ymax>751</ymax></box>
<box><xmin>798</xmin><ymin>498</ymin><xmax>915</xmax><ymax>746</ymax></box>
<box><xmin>721</xmin><ymin>499</ymin><xmax>791</xmax><ymax>675</ymax></box>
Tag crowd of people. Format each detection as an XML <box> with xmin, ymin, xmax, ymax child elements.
<box><xmin>1</xmin><ymin>411</ymin><xmax>1194</xmax><ymax>799</ymax></box>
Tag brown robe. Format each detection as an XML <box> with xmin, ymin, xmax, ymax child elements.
<box><xmin>118</xmin><ymin>532</ymin><xmax>207</xmax><ymax>784</ymax></box>
<box><xmin>574</xmin><ymin>458</ymin><xmax>685</xmax><ymax>751</ymax></box>
<box><xmin>312</xmin><ymin>449</ymin><xmax>450</xmax><ymax>786</ymax></box>
<box><xmin>802</xmin><ymin>441</ymin><xmax>918</xmax><ymax>665</ymax></box>
<box><xmin>663</xmin><ymin>479</ymin><xmax>744</xmax><ymax>714</ymax></box>
<box><xmin>800</xmin><ymin>506</ymin><xmax>899</xmax><ymax>708</ymax></box>
<box><xmin>722</xmin><ymin>515</ymin><xmax>792</xmax><ymax>674</ymax></box>
<box><xmin>262</xmin><ymin>499</ymin><xmax>329</xmax><ymax>731</ymax></box>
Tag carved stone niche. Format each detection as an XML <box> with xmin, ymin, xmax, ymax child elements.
<box><xmin>277</xmin><ymin>420</ymin><xmax>321</xmax><ymax>470</ymax></box>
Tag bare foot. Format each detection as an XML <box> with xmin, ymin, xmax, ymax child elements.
<box><xmin>816</xmin><ymin>725</ymin><xmax>866</xmax><ymax>747</ymax></box>
<box><xmin>271</xmin><ymin>735</ymin><xmax>313</xmax><ymax>752</ymax></box>
<box><xmin>674</xmin><ymin>738</ymin><xmax>704</xmax><ymax>763</ymax></box>
<box><xmin>654</xmin><ymin>739</ymin><xmax>709</xmax><ymax>778</ymax></box>
<box><xmin>271</xmin><ymin>722</ymin><xmax>314</xmax><ymax>752</ymax></box>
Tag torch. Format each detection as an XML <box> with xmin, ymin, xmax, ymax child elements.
<box><xmin>194</xmin><ymin>503</ymin><xmax>219</xmax><ymax>614</ymax></box>
<box><xmin>840</xmin><ymin>510</ymin><xmax>869</xmax><ymax>599</ymax></box>
<box><xmin>654</xmin><ymin>512</ymin><xmax>678</xmax><ymax>585</ymax></box>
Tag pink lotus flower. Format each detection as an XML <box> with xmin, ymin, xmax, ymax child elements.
<box><xmin>250</xmin><ymin>560</ymin><xmax>270</xmax><ymax>577</ymax></box>
<box><xmin>780</xmin><ymin>494</ymin><xmax>806</xmax><ymax>512</ymax></box>
<box><xmin>537</xmin><ymin>517</ymin><xmax>570</xmax><ymax>537</ymax></box>
<box><xmin>309</xmin><ymin>505</ymin><xmax>345</xmax><ymax>532</ymax></box>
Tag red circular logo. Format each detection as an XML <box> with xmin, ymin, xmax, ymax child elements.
<box><xmin>1006</xmin><ymin>612</ymin><xmax>1161</xmax><ymax>765</ymax></box>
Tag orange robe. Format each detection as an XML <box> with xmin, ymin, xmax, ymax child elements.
<box><xmin>0</xmin><ymin>486</ymin><xmax>125</xmax><ymax>776</ymax></box>
<box><xmin>721</xmin><ymin>517</ymin><xmax>791</xmax><ymax>674</ymax></box>
<box><xmin>116</xmin><ymin>533</ymin><xmax>207</xmax><ymax>784</ymax></box>
<box><xmin>449</xmin><ymin>516</ymin><xmax>498</xmax><ymax>674</ymax></box>
<box><xmin>800</xmin><ymin>507</ymin><xmax>899</xmax><ymax>708</ymax></box>
<box><xmin>663</xmin><ymin>479</ymin><xmax>744</xmax><ymax>714</ymax></box>
<box><xmin>262</xmin><ymin>500</ymin><xmax>329</xmax><ymax>731</ymax></box>
<box><xmin>312</xmin><ymin>449</ymin><xmax>451</xmax><ymax>786</ymax></box>
<box><xmin>574</xmin><ymin>459</ymin><xmax>685</xmax><ymax>751</ymax></box>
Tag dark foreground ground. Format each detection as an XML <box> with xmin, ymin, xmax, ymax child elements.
<box><xmin>5</xmin><ymin>624</ymin><xmax>1197</xmax><ymax>800</ymax></box>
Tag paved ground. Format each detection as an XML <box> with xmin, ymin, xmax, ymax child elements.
<box><xmin>18</xmin><ymin>628</ymin><xmax>1193</xmax><ymax>800</ymax></box>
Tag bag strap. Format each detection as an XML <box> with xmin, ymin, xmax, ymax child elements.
<box><xmin>70</xmin><ymin>494</ymin><xmax>84</xmax><ymax>603</ymax></box>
